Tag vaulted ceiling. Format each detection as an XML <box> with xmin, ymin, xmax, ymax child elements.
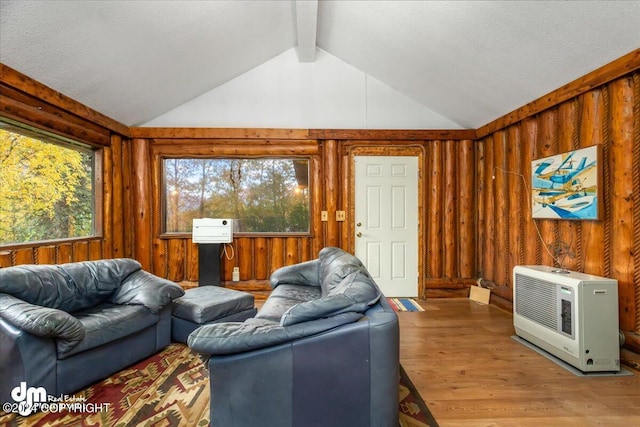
<box><xmin>1</xmin><ymin>0</ymin><xmax>639</xmax><ymax>129</ymax></box>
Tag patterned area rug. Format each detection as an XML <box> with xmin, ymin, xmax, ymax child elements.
<box><xmin>1</xmin><ymin>344</ymin><xmax>437</xmax><ymax>427</ymax></box>
<box><xmin>389</xmin><ymin>298</ymin><xmax>425</xmax><ymax>312</ymax></box>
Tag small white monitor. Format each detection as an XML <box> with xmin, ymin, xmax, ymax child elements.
<box><xmin>192</xmin><ymin>218</ymin><xmax>233</xmax><ymax>244</ymax></box>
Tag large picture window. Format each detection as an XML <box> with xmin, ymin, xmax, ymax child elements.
<box><xmin>163</xmin><ymin>158</ymin><xmax>310</xmax><ymax>234</ymax></box>
<box><xmin>0</xmin><ymin>120</ymin><xmax>97</xmax><ymax>245</ymax></box>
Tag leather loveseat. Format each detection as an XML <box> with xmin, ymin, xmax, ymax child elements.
<box><xmin>0</xmin><ymin>258</ymin><xmax>184</xmax><ymax>404</ymax></box>
<box><xmin>188</xmin><ymin>247</ymin><xmax>399</xmax><ymax>427</ymax></box>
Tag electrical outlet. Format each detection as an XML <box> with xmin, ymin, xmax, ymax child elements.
<box><xmin>321</xmin><ymin>211</ymin><xmax>328</xmax><ymax>221</ymax></box>
<box><xmin>232</xmin><ymin>267</ymin><xmax>240</xmax><ymax>281</ymax></box>
<box><xmin>336</xmin><ymin>210</ymin><xmax>346</xmax><ymax>221</ymax></box>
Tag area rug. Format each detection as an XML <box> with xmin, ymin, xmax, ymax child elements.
<box><xmin>399</xmin><ymin>365</ymin><xmax>439</xmax><ymax>427</ymax></box>
<box><xmin>1</xmin><ymin>344</ymin><xmax>438</xmax><ymax>427</ymax></box>
<box><xmin>389</xmin><ymin>297</ymin><xmax>425</xmax><ymax>312</ymax></box>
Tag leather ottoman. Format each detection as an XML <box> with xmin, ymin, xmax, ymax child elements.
<box><xmin>171</xmin><ymin>286</ymin><xmax>257</xmax><ymax>343</ymax></box>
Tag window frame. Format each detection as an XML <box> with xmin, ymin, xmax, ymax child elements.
<box><xmin>159</xmin><ymin>156</ymin><xmax>312</xmax><ymax>238</ymax></box>
<box><xmin>0</xmin><ymin>117</ymin><xmax>103</xmax><ymax>248</ymax></box>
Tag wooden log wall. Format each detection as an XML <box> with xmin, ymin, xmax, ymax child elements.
<box><xmin>0</xmin><ymin>64</ymin><xmax>131</xmax><ymax>268</ymax></box>
<box><xmin>126</xmin><ymin>129</ymin><xmax>477</xmax><ymax>297</ymax></box>
<box><xmin>127</xmin><ymin>132</ymin><xmax>324</xmax><ymax>294</ymax></box>
<box><xmin>476</xmin><ymin>70</ymin><xmax>640</xmax><ymax>341</ymax></box>
<box><xmin>338</xmin><ymin>140</ymin><xmax>477</xmax><ymax>297</ymax></box>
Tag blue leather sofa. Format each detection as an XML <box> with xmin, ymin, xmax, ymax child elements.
<box><xmin>188</xmin><ymin>247</ymin><xmax>400</xmax><ymax>427</ymax></box>
<box><xmin>0</xmin><ymin>258</ymin><xmax>184</xmax><ymax>404</ymax></box>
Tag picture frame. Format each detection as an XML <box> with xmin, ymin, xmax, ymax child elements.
<box><xmin>531</xmin><ymin>144</ymin><xmax>602</xmax><ymax>220</ymax></box>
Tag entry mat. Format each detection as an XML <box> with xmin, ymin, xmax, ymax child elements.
<box><xmin>512</xmin><ymin>335</ymin><xmax>634</xmax><ymax>377</ymax></box>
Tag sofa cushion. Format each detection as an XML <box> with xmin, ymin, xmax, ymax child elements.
<box><xmin>269</xmin><ymin>259</ymin><xmax>320</xmax><ymax>289</ymax></box>
<box><xmin>58</xmin><ymin>304</ymin><xmax>159</xmax><ymax>358</ymax></box>
<box><xmin>109</xmin><ymin>270</ymin><xmax>184</xmax><ymax>314</ymax></box>
<box><xmin>188</xmin><ymin>312</ymin><xmax>364</xmax><ymax>356</ymax></box>
<box><xmin>318</xmin><ymin>247</ymin><xmax>366</xmax><ymax>296</ymax></box>
<box><xmin>0</xmin><ymin>259</ymin><xmax>142</xmax><ymax>312</ymax></box>
<box><xmin>280</xmin><ymin>271</ymin><xmax>381</xmax><ymax>327</ymax></box>
<box><xmin>255</xmin><ymin>284</ymin><xmax>322</xmax><ymax>323</ymax></box>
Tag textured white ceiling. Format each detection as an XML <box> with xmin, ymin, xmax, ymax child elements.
<box><xmin>1</xmin><ymin>0</ymin><xmax>639</xmax><ymax>128</ymax></box>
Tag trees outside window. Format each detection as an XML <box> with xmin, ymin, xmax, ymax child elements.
<box><xmin>164</xmin><ymin>158</ymin><xmax>309</xmax><ymax>234</ymax></box>
<box><xmin>0</xmin><ymin>122</ymin><xmax>95</xmax><ymax>245</ymax></box>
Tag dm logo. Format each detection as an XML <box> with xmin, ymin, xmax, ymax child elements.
<box><xmin>11</xmin><ymin>382</ymin><xmax>47</xmax><ymax>416</ymax></box>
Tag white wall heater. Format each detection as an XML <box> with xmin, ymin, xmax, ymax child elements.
<box><xmin>513</xmin><ymin>265</ymin><xmax>620</xmax><ymax>372</ymax></box>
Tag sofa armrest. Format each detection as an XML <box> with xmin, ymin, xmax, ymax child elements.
<box><xmin>109</xmin><ymin>270</ymin><xmax>185</xmax><ymax>314</ymax></box>
<box><xmin>0</xmin><ymin>293</ymin><xmax>84</xmax><ymax>353</ymax></box>
<box><xmin>188</xmin><ymin>312</ymin><xmax>363</xmax><ymax>356</ymax></box>
<box><xmin>0</xmin><ymin>317</ymin><xmax>57</xmax><ymax>405</ymax></box>
<box><xmin>269</xmin><ymin>259</ymin><xmax>320</xmax><ymax>289</ymax></box>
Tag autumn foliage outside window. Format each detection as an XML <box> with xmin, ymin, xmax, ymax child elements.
<box><xmin>0</xmin><ymin>122</ymin><xmax>95</xmax><ymax>245</ymax></box>
<box><xmin>164</xmin><ymin>158</ymin><xmax>310</xmax><ymax>234</ymax></box>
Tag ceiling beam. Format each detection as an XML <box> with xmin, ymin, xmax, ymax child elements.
<box><xmin>293</xmin><ymin>0</ymin><xmax>318</xmax><ymax>62</ymax></box>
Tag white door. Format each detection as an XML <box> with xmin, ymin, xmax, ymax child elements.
<box><xmin>354</xmin><ymin>156</ymin><xmax>419</xmax><ymax>297</ymax></box>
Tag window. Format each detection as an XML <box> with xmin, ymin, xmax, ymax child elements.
<box><xmin>0</xmin><ymin>120</ymin><xmax>97</xmax><ymax>245</ymax></box>
<box><xmin>163</xmin><ymin>158</ymin><xmax>310</xmax><ymax>234</ymax></box>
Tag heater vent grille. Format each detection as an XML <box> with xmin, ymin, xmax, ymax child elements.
<box><xmin>515</xmin><ymin>273</ymin><xmax>557</xmax><ymax>331</ymax></box>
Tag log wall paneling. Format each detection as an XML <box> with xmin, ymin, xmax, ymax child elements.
<box><xmin>13</xmin><ymin>248</ymin><xmax>33</xmax><ymax>265</ymax></box>
<box><xmin>131</xmin><ymin>138</ymin><xmax>153</xmax><ymax>271</ymax></box>
<box><xmin>457</xmin><ymin>139</ymin><xmax>475</xmax><ymax>279</ymax></box>
<box><xmin>270</xmin><ymin>238</ymin><xmax>285</xmax><ymax>273</ymax></box>
<box><xmin>475</xmin><ymin>142</ymin><xmax>486</xmax><ymax>279</ymax></box>
<box><xmin>536</xmin><ymin>109</ymin><xmax>560</xmax><ymax>267</ymax></box>
<box><xmin>167</xmin><ymin>239</ymin><xmax>186</xmax><ymax>282</ymax></box>
<box><xmin>443</xmin><ymin>140</ymin><xmax>457</xmax><ymax>278</ymax></box>
<box><xmin>310</xmin><ymin>156</ymin><xmax>324</xmax><ymax>255</ymax></box>
<box><xmin>323</xmin><ymin>140</ymin><xmax>340</xmax><ymax>247</ymax></box>
<box><xmin>506</xmin><ymin>125</ymin><xmax>522</xmax><ymax>280</ymax></box>
<box><xmin>57</xmin><ymin>244</ymin><xmax>73</xmax><ymax>264</ymax></box>
<box><xmin>521</xmin><ymin>119</ymin><xmax>540</xmax><ymax>266</ymax></box>
<box><xmin>340</xmin><ymin>151</ymin><xmax>350</xmax><ymax>250</ymax></box>
<box><xmin>89</xmin><ymin>240</ymin><xmax>102</xmax><ymax>260</ymax></box>
<box><xmin>481</xmin><ymin>135</ymin><xmax>495</xmax><ymax>282</ymax></box>
<box><xmin>122</xmin><ymin>139</ymin><xmax>135</xmax><ymax>259</ymax></box>
<box><xmin>110</xmin><ymin>134</ymin><xmax>125</xmax><ymax>258</ymax></box>
<box><xmin>73</xmin><ymin>241</ymin><xmax>89</xmax><ymax>262</ymax></box>
<box><xmin>557</xmin><ymin>100</ymin><xmax>580</xmax><ymax>272</ymax></box>
<box><xmin>103</xmin><ymin>145</ymin><xmax>114</xmax><ymax>259</ymax></box>
<box><xmin>253</xmin><ymin>238</ymin><xmax>269</xmax><ymax>280</ymax></box>
<box><xmin>492</xmin><ymin>131</ymin><xmax>509</xmax><ymax>287</ymax></box>
<box><xmin>477</xmin><ymin>71</ymin><xmax>640</xmax><ymax>340</ymax></box>
<box><xmin>0</xmin><ymin>64</ymin><xmax>129</xmax><ymax>137</ymax></box>
<box><xmin>37</xmin><ymin>246</ymin><xmax>56</xmax><ymax>264</ymax></box>
<box><xmin>580</xmin><ymin>90</ymin><xmax>606</xmax><ymax>276</ymax></box>
<box><xmin>285</xmin><ymin>237</ymin><xmax>299</xmax><ymax>266</ymax></box>
<box><xmin>237</xmin><ymin>237</ymin><xmax>253</xmax><ymax>281</ymax></box>
<box><xmin>610</xmin><ymin>77</ymin><xmax>636</xmax><ymax>331</ymax></box>
<box><xmin>634</xmin><ymin>73</ymin><xmax>640</xmax><ymax>334</ymax></box>
<box><xmin>427</xmin><ymin>140</ymin><xmax>444</xmax><ymax>279</ymax></box>
<box><xmin>186</xmin><ymin>241</ymin><xmax>199</xmax><ymax>281</ymax></box>
<box><xmin>0</xmin><ymin>84</ymin><xmax>111</xmax><ymax>146</ymax></box>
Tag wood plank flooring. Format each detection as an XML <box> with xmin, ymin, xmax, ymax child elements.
<box><xmin>399</xmin><ymin>298</ymin><xmax>640</xmax><ymax>427</ymax></box>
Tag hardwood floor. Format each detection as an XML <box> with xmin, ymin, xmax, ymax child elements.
<box><xmin>399</xmin><ymin>298</ymin><xmax>640</xmax><ymax>427</ymax></box>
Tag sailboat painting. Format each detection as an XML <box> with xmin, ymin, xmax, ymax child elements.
<box><xmin>531</xmin><ymin>145</ymin><xmax>602</xmax><ymax>220</ymax></box>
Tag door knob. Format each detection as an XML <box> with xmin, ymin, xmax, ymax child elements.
<box><xmin>356</xmin><ymin>222</ymin><xmax>362</xmax><ymax>227</ymax></box>
<box><xmin>356</xmin><ymin>232</ymin><xmax>362</xmax><ymax>238</ymax></box>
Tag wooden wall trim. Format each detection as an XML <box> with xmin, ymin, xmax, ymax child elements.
<box><xmin>131</xmin><ymin>127</ymin><xmax>311</xmax><ymax>139</ymax></box>
<box><xmin>309</xmin><ymin>128</ymin><xmax>477</xmax><ymax>141</ymax></box>
<box><xmin>132</xmin><ymin>127</ymin><xmax>478</xmax><ymax>141</ymax></box>
<box><xmin>476</xmin><ymin>48</ymin><xmax>640</xmax><ymax>139</ymax></box>
<box><xmin>0</xmin><ymin>63</ymin><xmax>129</xmax><ymax>137</ymax></box>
